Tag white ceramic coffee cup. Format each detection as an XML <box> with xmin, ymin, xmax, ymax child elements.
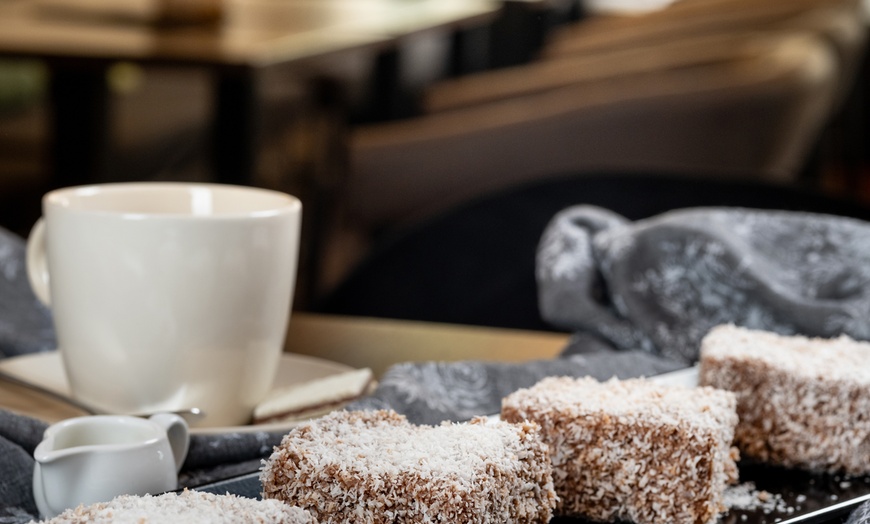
<box><xmin>26</xmin><ymin>182</ymin><xmax>301</xmax><ymax>427</ymax></box>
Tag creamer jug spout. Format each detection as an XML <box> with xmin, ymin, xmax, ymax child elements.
<box><xmin>32</xmin><ymin>433</ymin><xmax>85</xmax><ymax>519</ymax></box>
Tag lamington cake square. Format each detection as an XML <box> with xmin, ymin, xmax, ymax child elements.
<box><xmin>699</xmin><ymin>324</ymin><xmax>870</xmax><ymax>475</ymax></box>
<box><xmin>501</xmin><ymin>376</ymin><xmax>739</xmax><ymax>524</ymax></box>
<box><xmin>260</xmin><ymin>409</ymin><xmax>557</xmax><ymax>524</ymax></box>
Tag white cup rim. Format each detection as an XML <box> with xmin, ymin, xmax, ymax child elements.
<box><xmin>43</xmin><ymin>182</ymin><xmax>301</xmax><ymax>220</ymax></box>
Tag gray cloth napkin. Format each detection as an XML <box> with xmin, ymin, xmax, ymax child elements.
<box><xmin>0</xmin><ymin>227</ymin><xmax>56</xmax><ymax>359</ymax></box>
<box><xmin>0</xmin><ymin>410</ymin><xmax>46</xmax><ymax>521</ymax></box>
<box><xmin>537</xmin><ymin>205</ymin><xmax>870</xmax><ymax>364</ymax></box>
<box><xmin>347</xmin><ymin>343</ymin><xmax>684</xmax><ymax>426</ymax></box>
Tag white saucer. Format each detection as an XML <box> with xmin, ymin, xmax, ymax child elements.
<box><xmin>646</xmin><ymin>365</ymin><xmax>699</xmax><ymax>387</ymax></box>
<box><xmin>0</xmin><ymin>350</ymin><xmax>355</xmax><ymax>435</ymax></box>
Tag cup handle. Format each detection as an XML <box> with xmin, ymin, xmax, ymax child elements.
<box><xmin>149</xmin><ymin>413</ymin><xmax>190</xmax><ymax>473</ymax></box>
<box><xmin>26</xmin><ymin>218</ymin><xmax>51</xmax><ymax>306</ymax></box>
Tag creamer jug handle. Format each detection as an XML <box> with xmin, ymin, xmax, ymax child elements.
<box><xmin>148</xmin><ymin>413</ymin><xmax>189</xmax><ymax>473</ymax></box>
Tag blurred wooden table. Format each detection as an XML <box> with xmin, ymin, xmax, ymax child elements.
<box><xmin>284</xmin><ymin>312</ymin><xmax>568</xmax><ymax>377</ymax></box>
<box><xmin>0</xmin><ymin>0</ymin><xmax>499</xmax><ymax>187</ymax></box>
<box><xmin>0</xmin><ymin>313</ymin><xmax>568</xmax><ymax>424</ymax></box>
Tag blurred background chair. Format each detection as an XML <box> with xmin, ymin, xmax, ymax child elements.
<box><xmin>539</xmin><ymin>0</ymin><xmax>869</xmax><ymax>189</ymax></box>
<box><xmin>319</xmin><ymin>30</ymin><xmax>843</xmax><ymax>292</ymax></box>
<box><xmin>541</xmin><ymin>0</ymin><xmax>866</xmax><ymax>110</ymax></box>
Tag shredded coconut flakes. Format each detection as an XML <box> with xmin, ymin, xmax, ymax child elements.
<box><xmin>33</xmin><ymin>489</ymin><xmax>316</xmax><ymax>524</ymax></box>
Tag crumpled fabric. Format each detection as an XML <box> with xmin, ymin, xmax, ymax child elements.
<box><xmin>537</xmin><ymin>205</ymin><xmax>870</xmax><ymax>364</ymax></box>
<box><xmin>0</xmin><ymin>410</ymin><xmax>46</xmax><ymax>522</ymax></box>
<box><xmin>0</xmin><ymin>227</ymin><xmax>55</xmax><ymax>359</ymax></box>
<box><xmin>347</xmin><ymin>341</ymin><xmax>685</xmax><ymax>426</ymax></box>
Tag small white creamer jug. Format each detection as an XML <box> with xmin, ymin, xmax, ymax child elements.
<box><xmin>32</xmin><ymin>413</ymin><xmax>189</xmax><ymax>518</ymax></box>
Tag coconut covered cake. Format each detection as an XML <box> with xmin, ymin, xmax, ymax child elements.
<box><xmin>260</xmin><ymin>409</ymin><xmax>556</xmax><ymax>523</ymax></box>
<box><xmin>502</xmin><ymin>375</ymin><xmax>739</xmax><ymax>524</ymax></box>
<box><xmin>699</xmin><ymin>324</ymin><xmax>870</xmax><ymax>475</ymax></box>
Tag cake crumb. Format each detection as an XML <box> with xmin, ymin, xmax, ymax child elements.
<box><xmin>724</xmin><ymin>482</ymin><xmax>786</xmax><ymax>514</ymax></box>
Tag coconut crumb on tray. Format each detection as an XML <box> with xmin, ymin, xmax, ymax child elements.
<box><xmin>502</xmin><ymin>375</ymin><xmax>739</xmax><ymax>524</ymax></box>
<box><xmin>699</xmin><ymin>324</ymin><xmax>870</xmax><ymax>475</ymax></box>
<box><xmin>32</xmin><ymin>489</ymin><xmax>317</xmax><ymax>524</ymax></box>
<box><xmin>723</xmin><ymin>481</ymin><xmax>788</xmax><ymax>514</ymax></box>
<box><xmin>260</xmin><ymin>409</ymin><xmax>557</xmax><ymax>524</ymax></box>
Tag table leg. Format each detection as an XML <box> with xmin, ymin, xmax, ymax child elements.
<box><xmin>48</xmin><ymin>64</ymin><xmax>111</xmax><ymax>187</ymax></box>
<box><xmin>212</xmin><ymin>69</ymin><xmax>259</xmax><ymax>186</ymax></box>
<box><xmin>490</xmin><ymin>2</ymin><xmax>552</xmax><ymax>68</ymax></box>
<box><xmin>450</xmin><ymin>24</ymin><xmax>492</xmax><ymax>76</ymax></box>
<box><xmin>353</xmin><ymin>48</ymin><xmax>402</xmax><ymax>123</ymax></box>
<box><xmin>288</xmin><ymin>77</ymin><xmax>352</xmax><ymax>307</ymax></box>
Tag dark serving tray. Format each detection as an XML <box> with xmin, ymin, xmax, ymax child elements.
<box><xmin>192</xmin><ymin>462</ymin><xmax>870</xmax><ymax>524</ymax></box>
